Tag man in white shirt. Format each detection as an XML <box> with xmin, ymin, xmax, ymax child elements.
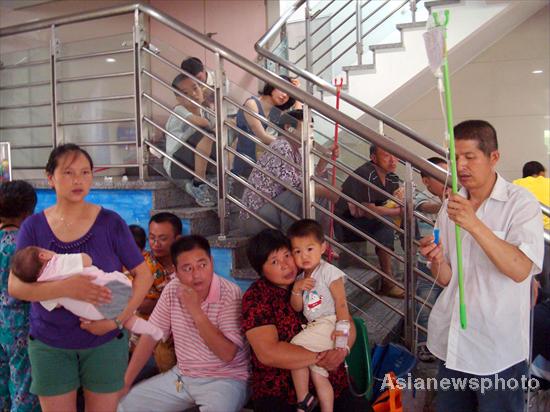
<box><xmin>420</xmin><ymin>120</ymin><xmax>544</xmax><ymax>411</ymax></box>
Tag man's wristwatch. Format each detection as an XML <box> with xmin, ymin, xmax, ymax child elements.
<box><xmin>113</xmin><ymin>318</ymin><xmax>124</xmax><ymax>331</ymax></box>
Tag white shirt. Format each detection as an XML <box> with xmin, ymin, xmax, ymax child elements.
<box><xmin>427</xmin><ymin>174</ymin><xmax>544</xmax><ymax>375</ymax></box>
<box><xmin>296</xmin><ymin>260</ymin><xmax>345</xmax><ymax>322</ymax></box>
<box><xmin>163</xmin><ymin>105</ymin><xmax>195</xmax><ymax>174</ymax></box>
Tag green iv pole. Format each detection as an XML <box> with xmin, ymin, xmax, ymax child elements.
<box><xmin>434</xmin><ymin>10</ymin><xmax>466</xmax><ymax>329</ymax></box>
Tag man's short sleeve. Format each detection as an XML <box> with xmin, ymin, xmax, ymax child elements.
<box><xmin>320</xmin><ymin>262</ymin><xmax>345</xmax><ymax>287</ymax></box>
<box><xmin>506</xmin><ymin>191</ymin><xmax>545</xmax><ymax>275</ymax></box>
<box><xmin>217</xmin><ymin>283</ymin><xmax>246</xmax><ymax>348</ymax></box>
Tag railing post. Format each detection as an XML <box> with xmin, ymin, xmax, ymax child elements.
<box><xmin>410</xmin><ymin>0</ymin><xmax>417</xmax><ymax>23</ymax></box>
<box><xmin>304</xmin><ymin>0</ymin><xmax>314</xmax><ymax>94</ymax></box>
<box><xmin>214</xmin><ymin>52</ymin><xmax>228</xmax><ymax>239</ymax></box>
<box><xmin>356</xmin><ymin>0</ymin><xmax>363</xmax><ymax>66</ymax></box>
<box><xmin>132</xmin><ymin>8</ymin><xmax>144</xmax><ymax>180</ymax></box>
<box><xmin>302</xmin><ymin>103</ymin><xmax>314</xmax><ymax>219</ymax></box>
<box><xmin>49</xmin><ymin>25</ymin><xmax>59</xmax><ymax>148</ymax></box>
<box><xmin>403</xmin><ymin>162</ymin><xmax>415</xmax><ymax>349</ymax></box>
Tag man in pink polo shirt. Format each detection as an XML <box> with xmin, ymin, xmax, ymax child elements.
<box><xmin>118</xmin><ymin>235</ymin><xmax>249</xmax><ymax>412</ymax></box>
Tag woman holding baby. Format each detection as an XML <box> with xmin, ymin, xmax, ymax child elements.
<box><xmin>8</xmin><ymin>144</ymin><xmax>152</xmax><ymax>412</ymax></box>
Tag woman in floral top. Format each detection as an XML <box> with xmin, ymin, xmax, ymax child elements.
<box><xmin>0</xmin><ymin>180</ymin><xmax>40</xmax><ymax>412</ymax></box>
<box><xmin>239</xmin><ymin>109</ymin><xmax>339</xmax><ymax>236</ymax></box>
<box><xmin>242</xmin><ymin>229</ymin><xmax>367</xmax><ymax>411</ymax></box>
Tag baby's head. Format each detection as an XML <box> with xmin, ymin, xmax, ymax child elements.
<box><xmin>287</xmin><ymin>219</ymin><xmax>326</xmax><ymax>273</ymax></box>
<box><xmin>11</xmin><ymin>246</ymin><xmax>54</xmax><ymax>283</ymax></box>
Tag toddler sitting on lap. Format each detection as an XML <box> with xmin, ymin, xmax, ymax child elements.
<box><xmin>11</xmin><ymin>246</ymin><xmax>163</xmax><ymax>341</ymax></box>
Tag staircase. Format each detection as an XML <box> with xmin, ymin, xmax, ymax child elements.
<box><xmin>1</xmin><ymin>2</ymin><xmax>449</xmax><ymax>353</ymax></box>
<box><xmin>274</xmin><ymin>0</ymin><xmax>547</xmax><ymax>118</ymax></box>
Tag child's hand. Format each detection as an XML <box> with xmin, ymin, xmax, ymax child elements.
<box><xmin>80</xmin><ymin>318</ymin><xmax>117</xmax><ymax>336</ymax></box>
<box><xmin>293</xmin><ymin>277</ymin><xmax>315</xmax><ymax>293</ymax></box>
<box><xmin>393</xmin><ymin>187</ymin><xmax>405</xmax><ymax>201</ymax></box>
<box><xmin>177</xmin><ymin>285</ymin><xmax>202</xmax><ymax>317</ymax></box>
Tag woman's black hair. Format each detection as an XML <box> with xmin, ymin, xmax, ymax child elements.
<box><xmin>260</xmin><ymin>75</ymin><xmax>296</xmax><ymax>111</ymax></box>
<box><xmin>247</xmin><ymin>229</ymin><xmax>291</xmax><ymax>276</ymax></box>
<box><xmin>45</xmin><ymin>144</ymin><xmax>94</xmax><ymax>176</ymax></box>
<box><xmin>0</xmin><ymin>180</ymin><xmax>37</xmax><ymax>219</ymax></box>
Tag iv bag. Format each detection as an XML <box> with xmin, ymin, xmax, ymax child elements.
<box><xmin>423</xmin><ymin>25</ymin><xmax>445</xmax><ymax>75</ymax></box>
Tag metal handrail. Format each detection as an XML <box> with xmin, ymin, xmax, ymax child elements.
<box><xmin>56</xmin><ymin>48</ymin><xmax>133</xmax><ymax>62</ymax></box>
<box><xmin>57</xmin><ymin>95</ymin><xmax>134</xmax><ymax>105</ymax></box>
<box><xmin>142</xmin><ymin>69</ymin><xmax>216</xmax><ymax>117</ymax></box>
<box><xmin>0</xmin><ymin>1</ymin><xmax>444</xmax><ymax>349</ymax></box>
<box><xmin>143</xmin><ymin>93</ymin><xmax>215</xmax><ymax>143</ymax></box>
<box><xmin>0</xmin><ymin>3</ymin><xmax>446</xmax><ymax>180</ymax></box>
<box><xmin>541</xmin><ymin>202</ymin><xmax>549</xmax><ymax>218</ymax></box>
<box><xmin>541</xmin><ymin>202</ymin><xmax>550</xmax><ymax>245</ymax></box>
<box><xmin>144</xmin><ymin>140</ymin><xmax>217</xmax><ymax>191</ymax></box>
<box><xmin>256</xmin><ymin>1</ymin><xmax>447</xmax><ymax>161</ymax></box>
<box><xmin>310</xmin><ymin>0</ymin><xmax>337</xmax><ymax>21</ymax></box>
<box><xmin>0</xmin><ymin>102</ymin><xmax>51</xmax><ymax>110</ymax></box>
<box><xmin>0</xmin><ymin>80</ymin><xmax>50</xmax><ymax>90</ymax></box>
<box><xmin>315</xmin><ymin>0</ymin><xmax>408</xmax><ymax>74</ymax></box>
<box><xmin>142</xmin><ymin>45</ymin><xmax>214</xmax><ymax>92</ymax></box>
<box><xmin>143</xmin><ymin>117</ymin><xmax>217</xmax><ymax>167</ymax></box>
<box><xmin>0</xmin><ymin>58</ymin><xmax>49</xmax><ymax>70</ymax></box>
<box><xmin>57</xmin><ymin>71</ymin><xmax>133</xmax><ymax>83</ymax></box>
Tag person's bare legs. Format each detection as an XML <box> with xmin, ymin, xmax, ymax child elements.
<box><xmin>376</xmin><ymin>246</ymin><xmax>404</xmax><ymax>298</ymax></box>
<box><xmin>292</xmin><ymin>368</ymin><xmax>315</xmax><ymax>411</ymax></box>
<box><xmin>311</xmin><ymin>371</ymin><xmax>334</xmax><ymax>412</ymax></box>
<box><xmin>194</xmin><ymin>136</ymin><xmax>213</xmax><ymax>180</ymax></box>
<box><xmin>376</xmin><ymin>246</ymin><xmax>394</xmax><ymax>278</ymax></box>
<box><xmin>84</xmin><ymin>389</ymin><xmax>119</xmax><ymax>412</ymax></box>
<box><xmin>39</xmin><ymin>391</ymin><xmax>77</xmax><ymax>412</ymax></box>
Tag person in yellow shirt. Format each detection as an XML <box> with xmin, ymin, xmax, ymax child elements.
<box><xmin>513</xmin><ymin>161</ymin><xmax>549</xmax><ymax>230</ymax></box>
<box><xmin>514</xmin><ymin>161</ymin><xmax>549</xmax><ymax>297</ymax></box>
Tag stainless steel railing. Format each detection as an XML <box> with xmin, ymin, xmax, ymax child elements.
<box><xmin>0</xmin><ymin>2</ymin><xmax>452</xmax><ymax>348</ymax></box>
<box><xmin>256</xmin><ymin>0</ymin><xmax>446</xmax><ymax>157</ymax></box>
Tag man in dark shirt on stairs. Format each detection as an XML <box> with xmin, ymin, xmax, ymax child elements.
<box><xmin>336</xmin><ymin>145</ymin><xmax>404</xmax><ymax>298</ymax></box>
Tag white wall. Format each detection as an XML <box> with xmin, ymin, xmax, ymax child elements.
<box><xmin>394</xmin><ymin>5</ymin><xmax>550</xmax><ymax>180</ymax></box>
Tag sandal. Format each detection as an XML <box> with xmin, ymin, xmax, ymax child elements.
<box><xmin>296</xmin><ymin>393</ymin><xmax>318</xmax><ymax>412</ymax></box>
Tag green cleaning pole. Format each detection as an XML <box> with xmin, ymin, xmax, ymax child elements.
<box><xmin>434</xmin><ymin>10</ymin><xmax>467</xmax><ymax>329</ymax></box>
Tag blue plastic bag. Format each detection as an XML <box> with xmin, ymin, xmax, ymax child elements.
<box><xmin>371</xmin><ymin>343</ymin><xmax>416</xmax><ymax>399</ymax></box>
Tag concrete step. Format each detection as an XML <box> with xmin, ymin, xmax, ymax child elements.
<box><xmin>342</xmin><ymin>63</ymin><xmax>375</xmax><ymax>75</ymax></box>
<box><xmin>369</xmin><ymin>42</ymin><xmax>404</xmax><ymax>52</ymax></box>
<box><xmin>150</xmin><ymin>206</ymin><xmax>220</xmax><ymax>237</ymax></box>
<box><xmin>232</xmin><ymin>267</ymin><xmax>258</xmax><ymax>281</ymax></box>
<box><xmin>341</xmin><ymin>265</ymin><xmax>405</xmax><ymax>346</ymax></box>
<box><xmin>208</xmin><ymin>231</ymin><xmax>251</xmax><ymax>272</ymax></box>
<box><xmin>396</xmin><ymin>21</ymin><xmax>427</xmax><ymax>31</ymax></box>
<box><xmin>30</xmin><ymin>176</ymin><xmax>194</xmax><ymax>229</ymax></box>
<box><xmin>146</xmin><ymin>157</ymin><xmax>207</xmax><ymax>208</ymax></box>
